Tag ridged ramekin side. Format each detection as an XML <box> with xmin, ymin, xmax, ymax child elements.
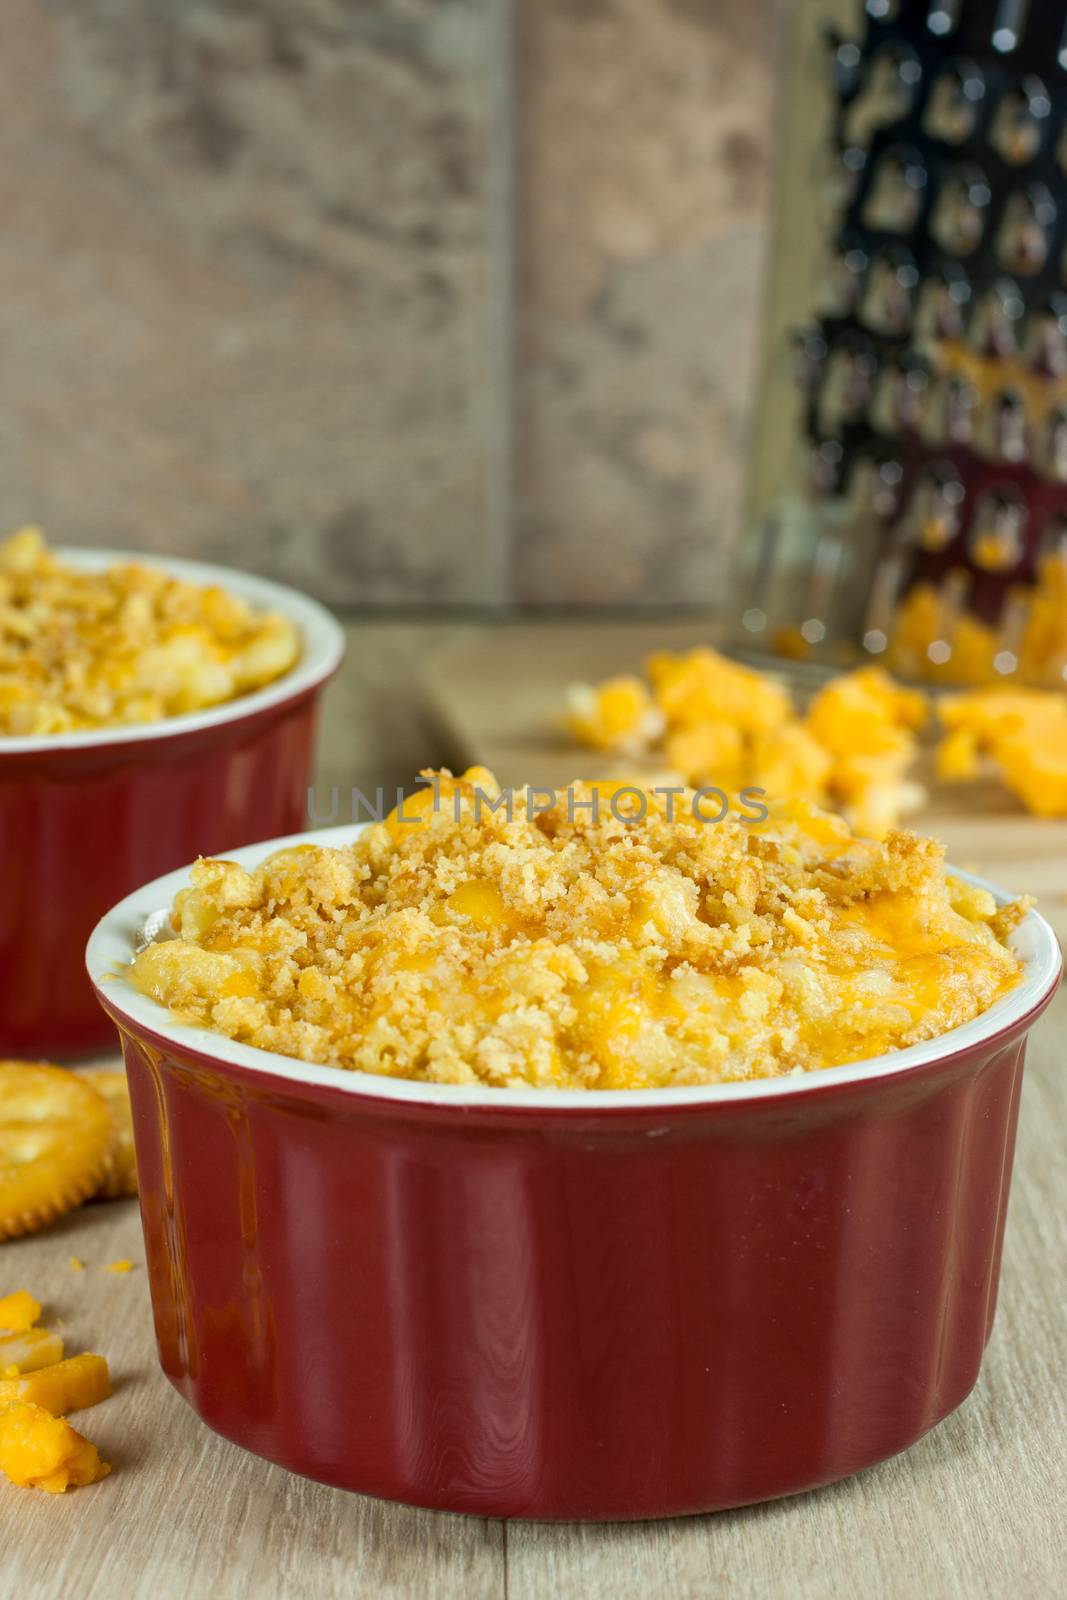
<box><xmin>113</xmin><ymin>1017</ymin><xmax>1036</xmax><ymax>1521</ymax></box>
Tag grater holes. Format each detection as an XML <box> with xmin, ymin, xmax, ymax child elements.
<box><xmin>815</xmin><ymin>342</ymin><xmax>877</xmax><ymax>437</ymax></box>
<box><xmin>862</xmin><ymin>145</ymin><xmax>928</xmax><ymax>234</ymax></box>
<box><xmin>914</xmin><ymin>262</ymin><xmax>971</xmax><ymax>343</ymax></box>
<box><xmin>1021</xmin><ymin>296</ymin><xmax>1067</xmax><ymax>375</ymax></box>
<box><xmin>844</xmin><ymin>42</ymin><xmax>922</xmax><ymax>148</ymax></box>
<box><xmin>975</xmin><ymin>386</ymin><xmax>1029</xmax><ymax>465</ymax></box>
<box><xmin>989</xmin><ymin>76</ymin><xmax>1051</xmax><ymax>165</ymax></box>
<box><xmin>995</xmin><ymin>183</ymin><xmax>1055</xmax><ymax>275</ymax></box>
<box><xmin>905</xmin><ymin>464</ymin><xmax>967</xmax><ymax>553</ymax></box>
<box><xmin>870</xmin><ymin>354</ymin><xmax>929</xmax><ymax>435</ymax></box>
<box><xmin>816</xmin><ymin>240</ymin><xmax>868</xmax><ymax>319</ymax></box>
<box><xmin>928</xmin><ymin>165</ymin><xmax>992</xmax><ymax>256</ymax></box>
<box><xmin>919</xmin><ymin>369</ymin><xmax>979</xmax><ymax>447</ymax></box>
<box><xmin>969</xmin><ymin>487</ymin><xmax>1027</xmax><ymax>572</ymax></box>
<box><xmin>860</xmin><ymin>247</ymin><xmax>920</xmax><ymax>336</ymax></box>
<box><xmin>923</xmin><ymin>58</ymin><xmax>986</xmax><ymax>145</ymax></box>
<box><xmin>1034</xmin><ymin>406</ymin><xmax>1067</xmax><ymax>483</ymax></box>
<box><xmin>967</xmin><ymin>278</ymin><xmax>1025</xmax><ymax>357</ymax></box>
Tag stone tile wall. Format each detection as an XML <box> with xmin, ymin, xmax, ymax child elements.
<box><xmin>0</xmin><ymin>0</ymin><xmax>777</xmax><ymax>607</ymax></box>
<box><xmin>515</xmin><ymin>0</ymin><xmax>775</xmax><ymax>605</ymax></box>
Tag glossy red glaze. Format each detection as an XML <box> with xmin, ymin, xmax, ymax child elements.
<box><xmin>0</xmin><ymin>693</ymin><xmax>325</xmax><ymax>1058</ymax></box>
<box><xmin>97</xmin><ymin>982</ymin><xmax>1057</xmax><ymax>1521</ymax></box>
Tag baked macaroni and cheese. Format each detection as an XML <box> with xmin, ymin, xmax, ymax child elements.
<box><xmin>0</xmin><ymin>528</ymin><xmax>300</xmax><ymax>735</ymax></box>
<box><xmin>128</xmin><ymin>767</ymin><xmax>1025</xmax><ymax>1091</ymax></box>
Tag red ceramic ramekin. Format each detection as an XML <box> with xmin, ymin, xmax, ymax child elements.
<box><xmin>87</xmin><ymin>834</ymin><xmax>1061</xmax><ymax>1521</ymax></box>
<box><xmin>1</xmin><ymin>552</ymin><xmax>344</xmax><ymax>1059</ymax></box>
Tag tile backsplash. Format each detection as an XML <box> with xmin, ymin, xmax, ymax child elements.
<box><xmin>0</xmin><ymin>0</ymin><xmax>776</xmax><ymax>608</ymax></box>
<box><xmin>516</xmin><ymin>0</ymin><xmax>774</xmax><ymax>606</ymax></box>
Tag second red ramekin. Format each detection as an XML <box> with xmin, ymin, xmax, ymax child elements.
<box><xmin>87</xmin><ymin>830</ymin><xmax>1062</xmax><ymax>1520</ymax></box>
<box><xmin>0</xmin><ymin>551</ymin><xmax>344</xmax><ymax>1058</ymax></box>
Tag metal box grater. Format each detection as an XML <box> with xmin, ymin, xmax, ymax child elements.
<box><xmin>740</xmin><ymin>0</ymin><xmax>1067</xmax><ymax>687</ymax></box>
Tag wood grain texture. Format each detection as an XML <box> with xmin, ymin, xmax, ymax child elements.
<box><xmin>4</xmin><ymin>621</ymin><xmax>1066</xmax><ymax>1597</ymax></box>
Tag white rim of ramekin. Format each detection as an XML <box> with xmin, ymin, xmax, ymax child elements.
<box><xmin>0</xmin><ymin>547</ymin><xmax>345</xmax><ymax>755</ymax></box>
<box><xmin>86</xmin><ymin>822</ymin><xmax>1063</xmax><ymax>1111</ymax></box>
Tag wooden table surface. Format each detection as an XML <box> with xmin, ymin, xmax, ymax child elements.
<box><xmin>5</xmin><ymin>621</ymin><xmax>1066</xmax><ymax>1599</ymax></box>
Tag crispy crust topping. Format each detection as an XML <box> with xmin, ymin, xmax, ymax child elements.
<box><xmin>128</xmin><ymin>769</ymin><xmax>1025</xmax><ymax>1091</ymax></box>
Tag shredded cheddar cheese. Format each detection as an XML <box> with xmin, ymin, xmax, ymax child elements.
<box><xmin>0</xmin><ymin>1329</ymin><xmax>64</xmax><ymax>1375</ymax></box>
<box><xmin>0</xmin><ymin>1291</ymin><xmax>113</xmax><ymax>1494</ymax></box>
<box><xmin>0</xmin><ymin>1354</ymin><xmax>111</xmax><ymax>1415</ymax></box>
<box><xmin>0</xmin><ymin>1402</ymin><xmax>109</xmax><ymax>1493</ymax></box>
<box><xmin>564</xmin><ymin>650</ymin><xmax>927</xmax><ymax>839</ymax></box>
<box><xmin>0</xmin><ymin>1292</ymin><xmax>41</xmax><ymax>1334</ymax></box>
<box><xmin>936</xmin><ymin>686</ymin><xmax>1067</xmax><ymax>817</ymax></box>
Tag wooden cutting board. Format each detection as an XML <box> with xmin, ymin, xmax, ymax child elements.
<box><xmin>424</xmin><ymin>620</ymin><xmax>1067</xmax><ymax>941</ymax></box>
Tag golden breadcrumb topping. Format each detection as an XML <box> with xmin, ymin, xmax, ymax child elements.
<box><xmin>127</xmin><ymin>767</ymin><xmax>1026</xmax><ymax>1091</ymax></box>
<box><xmin>0</xmin><ymin>527</ymin><xmax>300</xmax><ymax>735</ymax></box>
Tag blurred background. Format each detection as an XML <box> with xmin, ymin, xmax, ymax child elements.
<box><xmin>0</xmin><ymin>0</ymin><xmax>776</xmax><ymax>611</ymax></box>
